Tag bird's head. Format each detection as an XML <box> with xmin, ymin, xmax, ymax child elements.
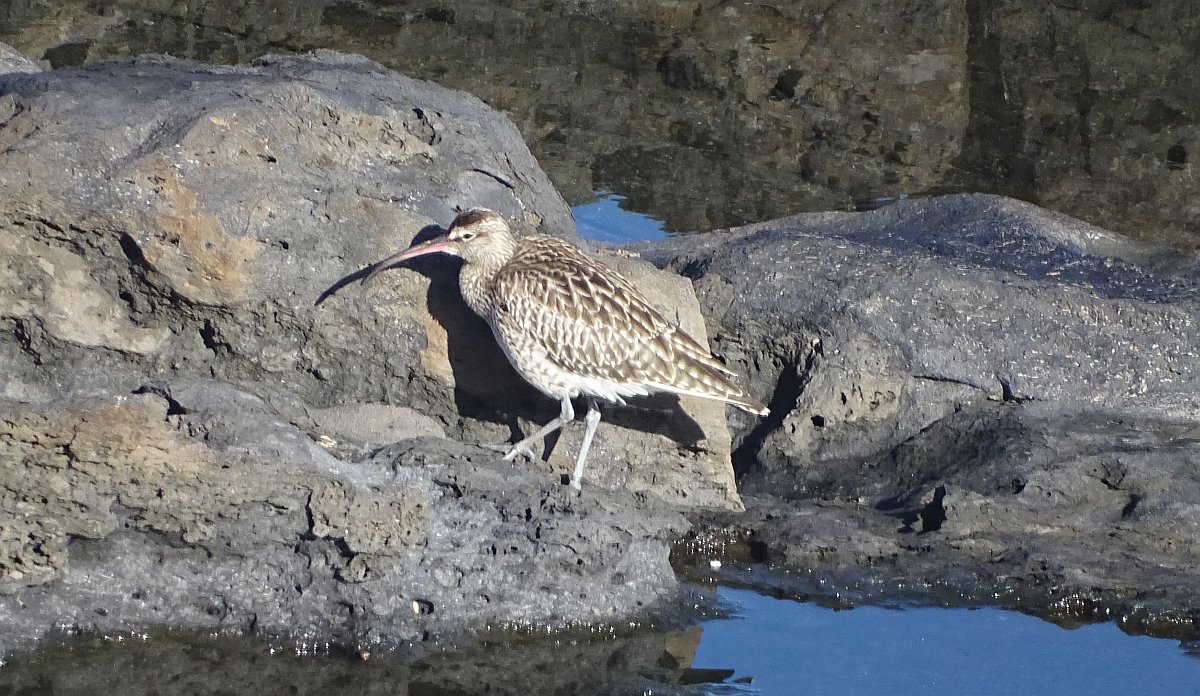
<box><xmin>361</xmin><ymin>208</ymin><xmax>516</xmax><ymax>284</ymax></box>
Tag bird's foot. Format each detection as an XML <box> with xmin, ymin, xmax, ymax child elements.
<box><xmin>567</xmin><ymin>476</ymin><xmax>582</xmax><ymax>491</ymax></box>
<box><xmin>502</xmin><ymin>441</ymin><xmax>536</xmax><ymax>461</ymax></box>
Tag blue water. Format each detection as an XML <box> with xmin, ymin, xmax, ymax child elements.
<box><xmin>693</xmin><ymin>587</ymin><xmax>1200</xmax><ymax>695</ymax></box>
<box><xmin>573</xmin><ymin>192</ymin><xmax>669</xmax><ymax>243</ymax></box>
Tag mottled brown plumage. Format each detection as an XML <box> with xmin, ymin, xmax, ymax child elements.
<box><xmin>363</xmin><ymin>208</ymin><xmax>768</xmax><ymax>489</ymax></box>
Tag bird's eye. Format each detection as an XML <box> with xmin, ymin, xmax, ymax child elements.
<box><xmin>458</xmin><ymin>231</ymin><xmax>476</xmax><ymax>241</ymax></box>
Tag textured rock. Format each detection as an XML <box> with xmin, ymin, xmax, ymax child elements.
<box><xmin>0</xmin><ymin>382</ymin><xmax>687</xmax><ymax>654</ymax></box>
<box><xmin>4</xmin><ymin>32</ymin><xmax>1199</xmax><ymax>658</ymax></box>
<box><xmin>0</xmin><ymin>43</ymin><xmax>40</xmax><ymax>74</ymax></box>
<box><xmin>0</xmin><ymin>48</ymin><xmax>742</xmax><ymax>510</ymax></box>
<box><xmin>0</xmin><ymin>49</ymin><xmax>569</xmax><ymax>408</ymax></box>
<box><xmin>646</xmin><ymin>194</ymin><xmax>1200</xmax><ymax>486</ymax></box>
<box><xmin>650</xmin><ymin>193</ymin><xmax>1200</xmax><ymax>629</ymax></box>
<box><xmin>0</xmin><ymin>50</ymin><xmax>743</xmax><ymax>652</ymax></box>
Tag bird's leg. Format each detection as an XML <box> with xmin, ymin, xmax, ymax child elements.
<box><xmin>504</xmin><ymin>396</ymin><xmax>575</xmax><ymax>461</ymax></box>
<box><xmin>569</xmin><ymin>398</ymin><xmax>602</xmax><ymax>490</ymax></box>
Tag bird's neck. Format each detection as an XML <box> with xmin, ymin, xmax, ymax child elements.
<box><xmin>458</xmin><ymin>235</ymin><xmax>517</xmax><ymax>317</ymax></box>
<box><xmin>459</xmin><ymin>263</ymin><xmax>496</xmax><ymax>316</ymax></box>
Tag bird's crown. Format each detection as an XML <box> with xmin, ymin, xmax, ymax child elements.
<box><xmin>447</xmin><ymin>208</ymin><xmax>508</xmax><ymax>242</ymax></box>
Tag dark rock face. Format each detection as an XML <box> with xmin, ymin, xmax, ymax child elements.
<box><xmin>4</xmin><ymin>1</ymin><xmax>1197</xmax><ymax>246</ymax></box>
<box><xmin>0</xmin><ymin>51</ymin><xmax>744</xmax><ymax>653</ymax></box>
<box><xmin>0</xmin><ymin>622</ymin><xmax>718</xmax><ymax>696</ymax></box>
<box><xmin>649</xmin><ymin>194</ymin><xmax>1200</xmax><ymax>629</ymax></box>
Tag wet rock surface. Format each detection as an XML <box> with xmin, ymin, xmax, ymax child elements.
<box><xmin>0</xmin><ymin>621</ymin><xmax>719</xmax><ymax>696</ymax></box>
<box><xmin>0</xmin><ymin>50</ymin><xmax>741</xmax><ymax>653</ymax></box>
<box><xmin>646</xmin><ymin>194</ymin><xmax>1200</xmax><ymax>635</ymax></box>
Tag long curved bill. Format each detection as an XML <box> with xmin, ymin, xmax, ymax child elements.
<box><xmin>361</xmin><ymin>235</ymin><xmax>454</xmax><ymax>285</ymax></box>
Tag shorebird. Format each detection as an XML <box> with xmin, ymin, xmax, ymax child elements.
<box><xmin>362</xmin><ymin>208</ymin><xmax>768</xmax><ymax>489</ymax></box>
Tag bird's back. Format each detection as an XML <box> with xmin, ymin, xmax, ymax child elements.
<box><xmin>487</xmin><ymin>235</ymin><xmax>766</xmax><ymax>414</ymax></box>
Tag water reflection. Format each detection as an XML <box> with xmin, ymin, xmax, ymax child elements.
<box><xmin>2</xmin><ymin>1</ymin><xmax>1196</xmax><ymax>246</ymax></box>
<box><xmin>574</xmin><ymin>192</ymin><xmax>669</xmax><ymax>243</ymax></box>
<box><xmin>694</xmin><ymin>587</ymin><xmax>1200</xmax><ymax>695</ymax></box>
<box><xmin>3</xmin><ymin>586</ymin><xmax>1197</xmax><ymax>695</ymax></box>
<box><xmin>0</xmin><ymin>621</ymin><xmax>732</xmax><ymax>695</ymax></box>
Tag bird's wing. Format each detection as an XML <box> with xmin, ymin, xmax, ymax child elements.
<box><xmin>491</xmin><ymin>236</ymin><xmax>735</xmax><ymax>387</ymax></box>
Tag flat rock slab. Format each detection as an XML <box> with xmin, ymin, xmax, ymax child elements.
<box><xmin>0</xmin><ymin>382</ymin><xmax>687</xmax><ymax>654</ymax></box>
<box><xmin>648</xmin><ymin>193</ymin><xmax>1200</xmax><ymax>634</ymax></box>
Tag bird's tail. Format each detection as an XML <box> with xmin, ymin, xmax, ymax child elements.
<box><xmin>725</xmin><ymin>393</ymin><xmax>771</xmax><ymax>417</ymax></box>
<box><xmin>646</xmin><ymin>375</ymin><xmax>770</xmax><ymax>417</ymax></box>
<box><xmin>646</xmin><ymin>328</ymin><xmax>770</xmax><ymax>416</ymax></box>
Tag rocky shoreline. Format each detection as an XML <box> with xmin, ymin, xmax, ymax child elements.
<box><xmin>653</xmin><ymin>194</ymin><xmax>1200</xmax><ymax>638</ymax></box>
<box><xmin>2</xmin><ymin>48</ymin><xmax>1199</xmax><ymax>656</ymax></box>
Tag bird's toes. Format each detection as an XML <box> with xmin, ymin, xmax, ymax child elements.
<box><xmin>502</xmin><ymin>443</ymin><xmax>536</xmax><ymax>461</ymax></box>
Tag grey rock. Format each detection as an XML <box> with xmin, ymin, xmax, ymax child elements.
<box><xmin>646</xmin><ymin>194</ymin><xmax>1200</xmax><ymax>488</ymax></box>
<box><xmin>0</xmin><ymin>51</ymin><xmax>741</xmax><ymax>653</ymax></box>
<box><xmin>0</xmin><ymin>44</ymin><xmax>40</xmax><ymax>74</ymax></box>
<box><xmin>309</xmin><ymin>401</ymin><xmax>446</xmax><ymax>444</ymax></box>
<box><xmin>0</xmin><ymin>49</ymin><xmax>567</xmax><ymax>408</ymax></box>
<box><xmin>0</xmin><ymin>385</ymin><xmax>687</xmax><ymax>654</ymax></box>
<box><xmin>5</xmin><ymin>36</ymin><xmax>1195</xmax><ymax>655</ymax></box>
<box><xmin>649</xmin><ymin>193</ymin><xmax>1200</xmax><ymax>627</ymax></box>
<box><xmin>0</xmin><ymin>49</ymin><xmax>741</xmax><ymax>510</ymax></box>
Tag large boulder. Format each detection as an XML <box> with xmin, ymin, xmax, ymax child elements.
<box><xmin>650</xmin><ymin>194</ymin><xmax>1200</xmax><ymax>627</ymax></box>
<box><xmin>0</xmin><ymin>49</ymin><xmax>743</xmax><ymax>651</ymax></box>
<box><xmin>0</xmin><ymin>48</ymin><xmax>742</xmax><ymax>509</ymax></box>
<box><xmin>0</xmin><ymin>49</ymin><xmax>570</xmax><ymax>409</ymax></box>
